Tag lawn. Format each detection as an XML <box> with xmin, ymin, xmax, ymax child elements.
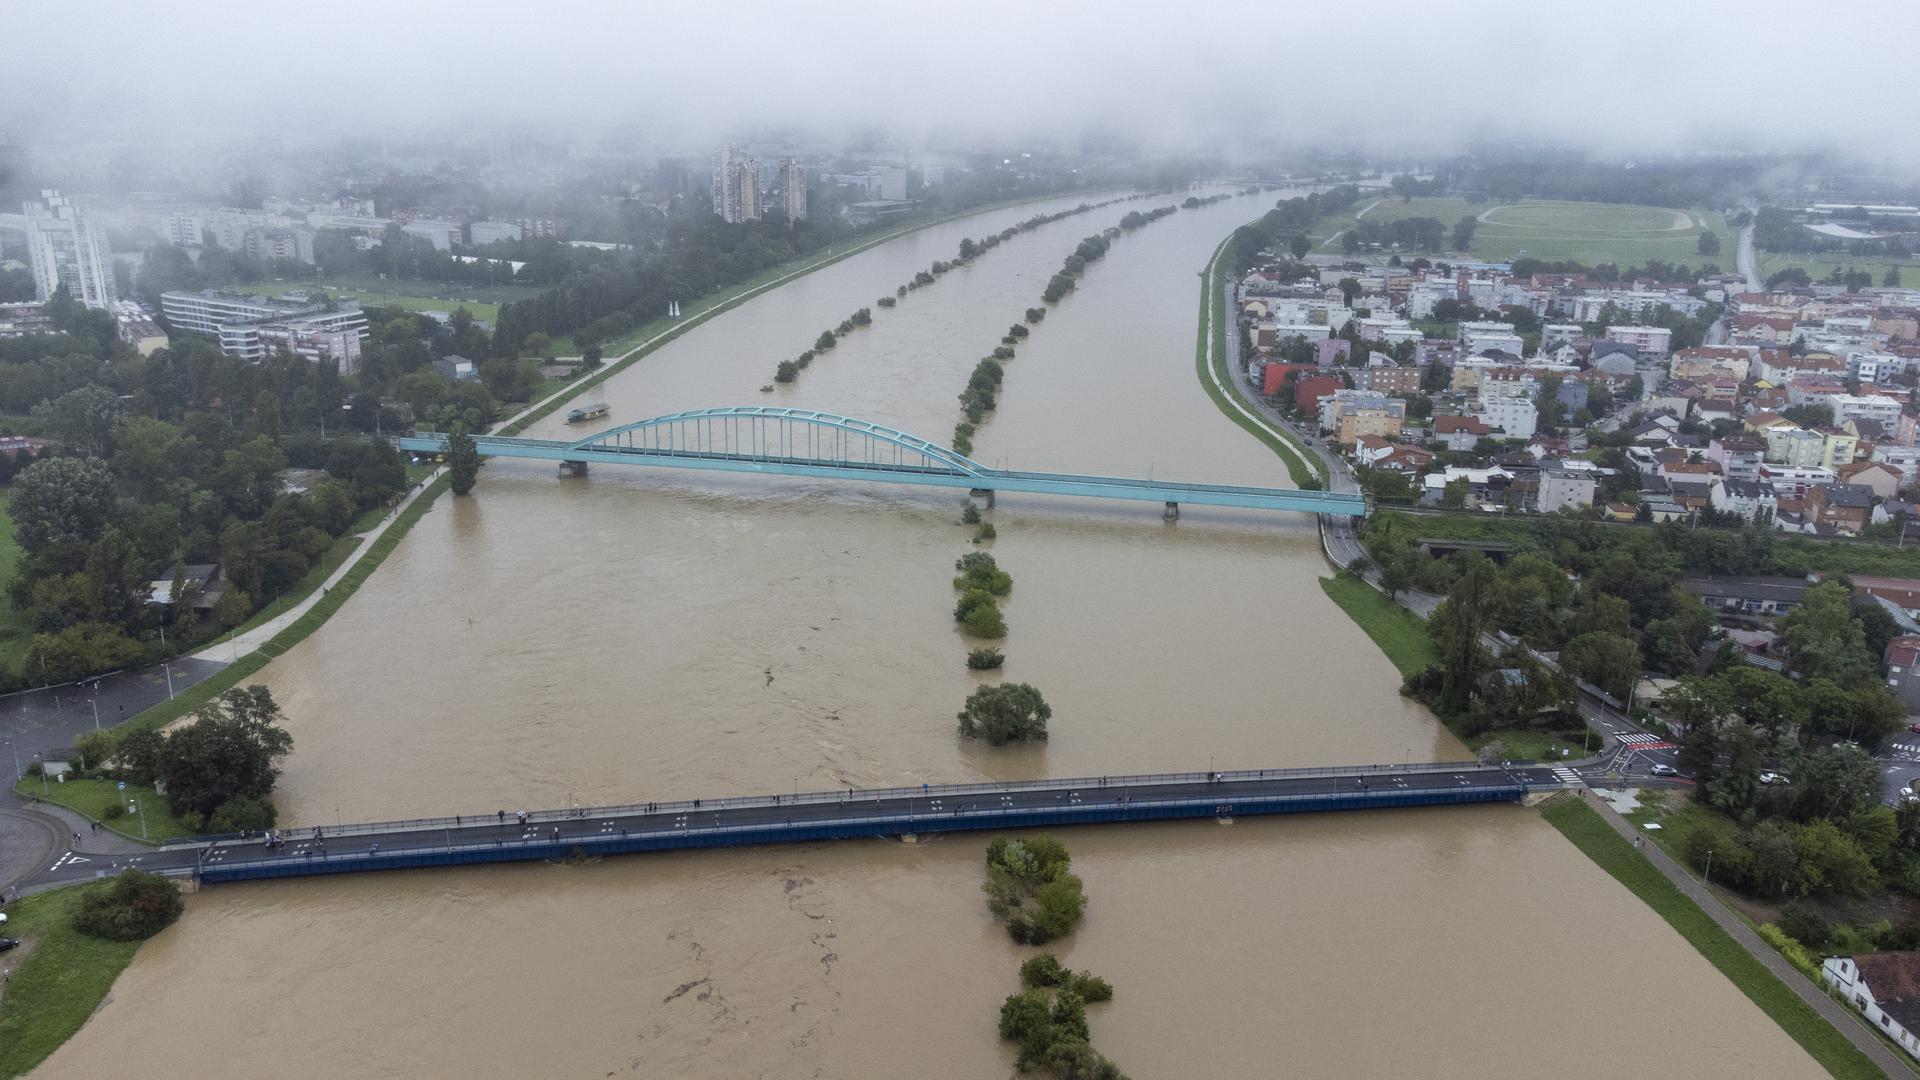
<box><xmin>12</xmin><ymin>777</ymin><xmax>196</xmax><ymax>842</ymax></box>
<box><xmin>1340</xmin><ymin>197</ymin><xmax>1733</xmax><ymax>267</ymax></box>
<box><xmin>1758</xmin><ymin>251</ymin><xmax>1916</xmax><ymax>288</ymax></box>
<box><xmin>0</xmin><ymin>491</ymin><xmax>30</xmax><ymax>677</ymax></box>
<box><xmin>0</xmin><ymin>883</ymin><xmax>147</xmax><ymax>1080</ymax></box>
<box><xmin>1318</xmin><ymin>574</ymin><xmax>1435</xmax><ymax>676</ymax></box>
<box><xmin>1542</xmin><ymin>796</ymin><xmax>1885</xmax><ymax>1080</ymax></box>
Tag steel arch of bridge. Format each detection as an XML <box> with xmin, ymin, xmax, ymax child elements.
<box><xmin>567</xmin><ymin>406</ymin><xmax>988</xmax><ymax>477</ymax></box>
<box><xmin>394</xmin><ymin>407</ymin><xmax>1368</xmax><ymax>516</ymax></box>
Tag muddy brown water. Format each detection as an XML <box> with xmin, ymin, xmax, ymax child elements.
<box><xmin>32</xmin><ymin>193</ymin><xmax>1819</xmax><ymax>1078</ymax></box>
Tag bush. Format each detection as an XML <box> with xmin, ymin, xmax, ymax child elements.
<box><xmin>961</xmin><ymin>603</ymin><xmax>1007</xmax><ymax>639</ymax></box>
<box><xmin>103</xmin><ymin>802</ymin><xmax>126</xmax><ymax>820</ymax></box>
<box><xmin>961</xmin><ymin>502</ymin><xmax>982</xmax><ymax>525</ymax></box>
<box><xmin>208</xmin><ymin>794</ymin><xmax>278</xmax><ymax>833</ymax></box>
<box><xmin>955</xmin><ymin>588</ymin><xmax>998</xmax><ymax>622</ymax></box>
<box><xmin>1020</xmin><ymin>953</ymin><xmax>1067</xmax><ymax>988</ymax></box>
<box><xmin>878</xmin><ymin>295</ymin><xmax>896</xmax><ymax>308</ymax></box>
<box><xmin>954</xmin><ymin>552</ymin><xmax>1012</xmax><ymax>596</ymax></box>
<box><xmin>72</xmin><ymin>869</ymin><xmax>183</xmax><ymax>941</ymax></box>
<box><xmin>1758</xmin><ymin>923</ymin><xmax>1823</xmax><ymax>980</ymax></box>
<box><xmin>1066</xmin><ymin>971</ymin><xmax>1113</xmax><ymax>1003</ymax></box>
<box><xmin>1025</xmin><ymin>307</ymin><xmax>1046</xmax><ymax>323</ymax></box>
<box><xmin>967</xmin><ymin>648</ymin><xmax>1005</xmax><ymax>670</ymax></box>
<box><xmin>974</xmin><ymin>522</ymin><xmax>996</xmax><ymax>543</ymax></box>
<box><xmin>991</xmin><ymin>345</ymin><xmax>1014</xmax><ymax>361</ymax></box>
<box><xmin>774</xmin><ymin>360</ymin><xmax>799</xmax><ymax>383</ymax></box>
<box><xmin>1778</xmin><ymin>901</ymin><xmax>1830</xmax><ymax>950</ymax></box>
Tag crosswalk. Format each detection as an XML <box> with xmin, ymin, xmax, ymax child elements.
<box><xmin>1616</xmin><ymin>733</ymin><xmax>1676</xmax><ymax>751</ymax></box>
<box><xmin>1552</xmin><ymin>766</ymin><xmax>1584</xmax><ymax>786</ymax></box>
<box><xmin>1889</xmin><ymin>743</ymin><xmax>1920</xmax><ymax>758</ymax></box>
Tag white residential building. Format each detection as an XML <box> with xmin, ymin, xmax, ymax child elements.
<box><xmin>160</xmin><ymin>290</ymin><xmax>367</xmax><ymax>371</ymax></box>
<box><xmin>1757</xmin><ymin>462</ymin><xmax>1835</xmax><ymax>500</ymax></box>
<box><xmin>711</xmin><ymin>145</ymin><xmax>760</xmax><ymax>223</ymax></box>
<box><xmin>1605</xmin><ymin>325</ymin><xmax>1674</xmax><ymax>357</ymax></box>
<box><xmin>468</xmin><ymin>221</ymin><xmax>525</xmax><ymax>245</ymax></box>
<box><xmin>1822</xmin><ymin>954</ymin><xmax>1920</xmax><ymax>1061</ymax></box>
<box><xmin>1832</xmin><ymin>394</ymin><xmax>1902</xmax><ymax>428</ymax></box>
<box><xmin>780</xmin><ymin>158</ymin><xmax>807</xmax><ymax>221</ymax></box>
<box><xmin>1460</xmin><ymin>321</ymin><xmax>1526</xmax><ymax>356</ymax></box>
<box><xmin>1537</xmin><ymin>462</ymin><xmax>1598</xmax><ymax>513</ymax></box>
<box><xmin>1476</xmin><ymin>396</ymin><xmax>1538</xmax><ymax>440</ymax></box>
<box><xmin>23</xmin><ymin>190</ymin><xmax>116</xmax><ymax>308</ymax></box>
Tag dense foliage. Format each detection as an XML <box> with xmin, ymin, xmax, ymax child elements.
<box><xmin>982</xmin><ymin>833</ymin><xmax>1087</xmax><ymax>942</ymax></box>
<box><xmin>71</xmin><ymin>870</ymin><xmax>183</xmax><ymax>942</ymax></box>
<box><xmin>0</xmin><ymin>293</ymin><xmax>431</xmax><ymax>686</ymax></box>
<box><xmin>957</xmin><ymin>683</ymin><xmax>1051</xmax><ymax>745</ymax></box>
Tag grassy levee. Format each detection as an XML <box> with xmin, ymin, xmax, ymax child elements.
<box><xmin>0</xmin><ymin>884</ymin><xmax>144</xmax><ymax>1080</ymax></box>
<box><xmin>115</xmin><ymin>475</ymin><xmax>453</xmax><ymax>740</ymax></box>
<box><xmin>1317</xmin><ymin>575</ymin><xmax>1434</xmax><ymax>676</ymax></box>
<box><xmin>1190</xmin><ymin>233</ymin><xmax>1320</xmax><ymax>487</ymax></box>
<box><xmin>1541</xmin><ymin>797</ymin><xmax>1884</xmax><ymax>1080</ymax></box>
<box><xmin>500</xmin><ymin>188</ymin><xmax>1117</xmax><ymax>437</ymax></box>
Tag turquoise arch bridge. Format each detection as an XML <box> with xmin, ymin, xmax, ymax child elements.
<box><xmin>395</xmin><ymin>406</ymin><xmax>1367</xmax><ymax>516</ymax></box>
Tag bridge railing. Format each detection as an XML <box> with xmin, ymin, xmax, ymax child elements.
<box><xmin>166</xmin><ymin>760</ymin><xmax>1493</xmax><ymax>847</ymax></box>
<box><xmin>199</xmin><ymin>781</ymin><xmax>1538</xmax><ymax>876</ymax></box>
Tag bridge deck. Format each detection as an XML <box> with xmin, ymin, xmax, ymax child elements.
<box><xmin>29</xmin><ymin>763</ymin><xmax>1563</xmax><ymax>888</ymax></box>
<box><xmin>395</xmin><ymin>433</ymin><xmax>1367</xmax><ymax>516</ymax></box>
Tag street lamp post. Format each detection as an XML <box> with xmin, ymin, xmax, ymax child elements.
<box><xmin>164</xmin><ymin>662</ymin><xmax>175</xmax><ymax>701</ymax></box>
<box><xmin>89</xmin><ymin>692</ymin><xmax>100</xmax><ymax>731</ymax></box>
<box><xmin>130</xmin><ymin>798</ymin><xmax>147</xmax><ymax>840</ymax></box>
<box><xmin>1704</xmin><ymin>848</ymin><xmax>1713</xmax><ymax>885</ymax></box>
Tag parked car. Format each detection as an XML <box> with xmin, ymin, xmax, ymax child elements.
<box><xmin>1759</xmin><ymin>771</ymin><xmax>1790</xmax><ymax>785</ymax></box>
<box><xmin>0</xmin><ymin>936</ymin><xmax>15</xmax><ymax>953</ymax></box>
<box><xmin>1908</xmin><ymin>722</ymin><xmax>1920</xmax><ymax>735</ymax></box>
<box><xmin>1650</xmin><ymin>763</ymin><xmax>1679</xmax><ymax>776</ymax></box>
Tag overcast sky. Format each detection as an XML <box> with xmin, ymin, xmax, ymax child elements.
<box><xmin>16</xmin><ymin>0</ymin><xmax>1920</xmax><ymax>165</ymax></box>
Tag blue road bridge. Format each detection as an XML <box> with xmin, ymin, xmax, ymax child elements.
<box><xmin>394</xmin><ymin>407</ymin><xmax>1367</xmax><ymax>518</ymax></box>
<box><xmin>25</xmin><ymin>761</ymin><xmax>1568</xmax><ymax>888</ymax></box>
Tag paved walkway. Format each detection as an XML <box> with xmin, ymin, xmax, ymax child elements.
<box><xmin>192</xmin><ymin>467</ymin><xmax>447</xmax><ymax>663</ymax></box>
<box><xmin>1580</xmin><ymin>790</ymin><xmax>1910</xmax><ymax>1078</ymax></box>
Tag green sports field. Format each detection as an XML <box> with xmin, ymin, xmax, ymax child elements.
<box><xmin>1338</xmin><ymin>197</ymin><xmax>1734</xmax><ymax>267</ymax></box>
<box><xmin>1756</xmin><ymin>250</ymin><xmax>1916</xmax><ymax>287</ymax></box>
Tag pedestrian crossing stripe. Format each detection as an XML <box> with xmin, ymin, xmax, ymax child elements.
<box><xmin>1552</xmin><ymin>768</ymin><xmax>1584</xmax><ymax>786</ymax></box>
<box><xmin>1892</xmin><ymin>743</ymin><xmax>1920</xmax><ymax>755</ymax></box>
<box><xmin>1616</xmin><ymin>733</ymin><xmax>1663</xmax><ymax>745</ymax></box>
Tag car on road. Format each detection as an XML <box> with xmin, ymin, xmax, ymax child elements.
<box><xmin>1759</xmin><ymin>771</ymin><xmax>1790</xmax><ymax>785</ymax></box>
<box><xmin>1650</xmin><ymin>763</ymin><xmax>1681</xmax><ymax>776</ymax></box>
<box><xmin>1909</xmin><ymin>722</ymin><xmax>1920</xmax><ymax>735</ymax></box>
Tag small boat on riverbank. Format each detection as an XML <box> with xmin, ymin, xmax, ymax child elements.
<box><xmin>566</xmin><ymin>402</ymin><xmax>610</xmax><ymax>424</ymax></box>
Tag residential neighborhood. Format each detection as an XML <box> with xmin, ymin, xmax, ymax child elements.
<box><xmin>1238</xmin><ymin>256</ymin><xmax>1920</xmax><ymax>539</ymax></box>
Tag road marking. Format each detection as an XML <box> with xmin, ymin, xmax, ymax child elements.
<box><xmin>1616</xmin><ymin>733</ymin><xmax>1675</xmax><ymax>750</ymax></box>
<box><xmin>49</xmin><ymin>852</ymin><xmax>89</xmax><ymax>871</ymax></box>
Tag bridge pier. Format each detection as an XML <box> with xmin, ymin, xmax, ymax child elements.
<box><xmin>968</xmin><ymin>488</ymin><xmax>995</xmax><ymax>510</ymax></box>
<box><xmin>1163</xmin><ymin>501</ymin><xmax>1180</xmax><ymax>521</ymax></box>
<box><xmin>559</xmin><ymin>460</ymin><xmax>589</xmax><ymax>478</ymax></box>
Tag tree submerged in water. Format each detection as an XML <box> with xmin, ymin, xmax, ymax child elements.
<box><xmin>957</xmin><ymin>682</ymin><xmax>1047</xmax><ymax>743</ymax></box>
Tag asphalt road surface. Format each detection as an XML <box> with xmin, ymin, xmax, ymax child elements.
<box><xmin>25</xmin><ymin>764</ymin><xmax>1564</xmax><ymax>889</ymax></box>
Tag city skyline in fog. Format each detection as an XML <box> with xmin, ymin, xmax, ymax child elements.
<box><xmin>12</xmin><ymin>0</ymin><xmax>1920</xmax><ymax>169</ymax></box>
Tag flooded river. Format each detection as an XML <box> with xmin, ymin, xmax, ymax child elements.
<box><xmin>32</xmin><ymin>193</ymin><xmax>1820</xmax><ymax>1077</ymax></box>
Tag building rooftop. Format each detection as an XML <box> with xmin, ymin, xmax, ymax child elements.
<box><xmin>1679</xmin><ymin>575</ymin><xmax>1810</xmax><ymax>604</ymax></box>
